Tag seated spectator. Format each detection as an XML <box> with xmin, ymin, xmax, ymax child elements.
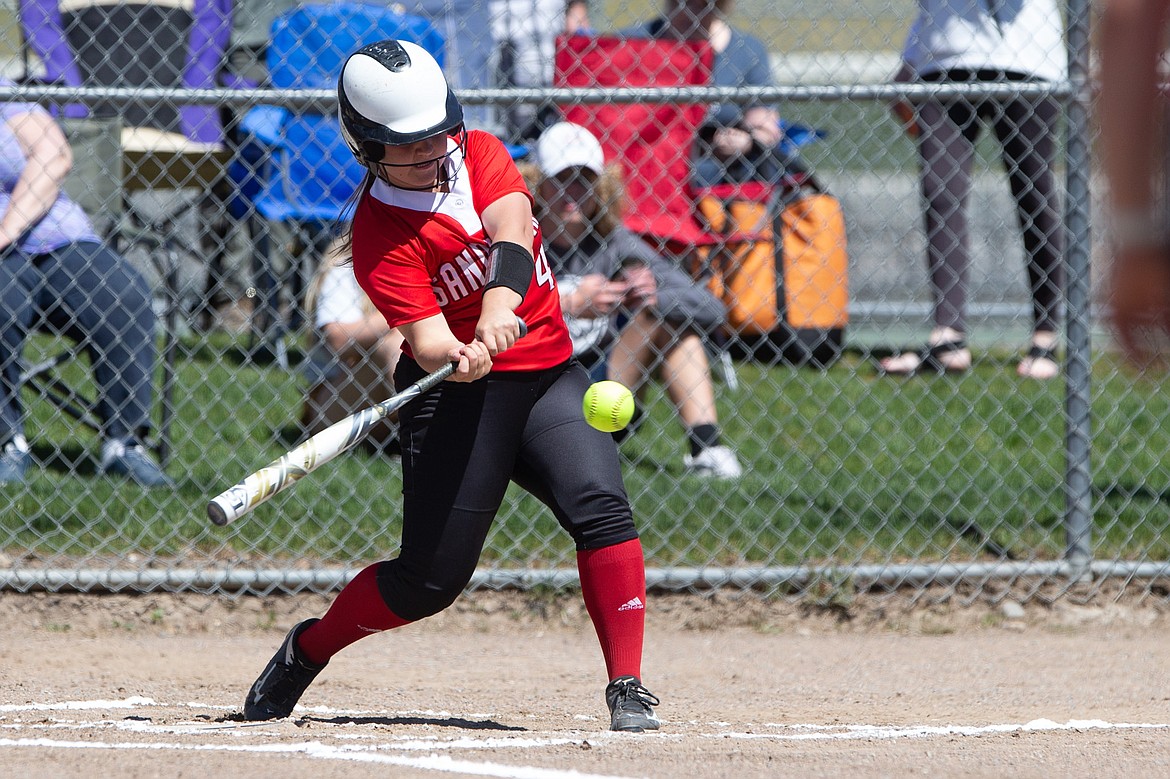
<box><xmin>0</xmin><ymin>85</ymin><xmax>173</xmax><ymax>487</ymax></box>
<box><xmin>626</xmin><ymin>0</ymin><xmax>798</xmax><ymax>189</ymax></box>
<box><xmin>522</xmin><ymin>122</ymin><xmax>742</xmax><ymax>479</ymax></box>
<box><xmin>300</xmin><ymin>237</ymin><xmax>404</xmax><ymax>454</ymax></box>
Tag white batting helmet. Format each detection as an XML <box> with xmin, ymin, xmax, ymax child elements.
<box><xmin>337</xmin><ymin>39</ymin><xmax>464</xmax><ymax>164</ymax></box>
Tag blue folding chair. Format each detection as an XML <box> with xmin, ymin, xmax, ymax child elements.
<box><xmin>234</xmin><ymin>2</ymin><xmax>445</xmax><ymax>365</ymax></box>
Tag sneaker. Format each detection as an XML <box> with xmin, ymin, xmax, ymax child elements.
<box><xmin>605</xmin><ymin>676</ymin><xmax>661</xmax><ymax>733</ymax></box>
<box><xmin>683</xmin><ymin>445</ymin><xmax>743</xmax><ymax>479</ymax></box>
<box><xmin>0</xmin><ymin>437</ymin><xmax>30</xmax><ymax>484</ymax></box>
<box><xmin>100</xmin><ymin>441</ymin><xmax>174</xmax><ymax>488</ymax></box>
<box><xmin>243</xmin><ymin>618</ymin><xmax>326</xmax><ymax>721</ymax></box>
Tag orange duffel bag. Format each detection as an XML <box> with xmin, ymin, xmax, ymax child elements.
<box><xmin>694</xmin><ymin>183</ymin><xmax>849</xmax><ymax>365</ymax></box>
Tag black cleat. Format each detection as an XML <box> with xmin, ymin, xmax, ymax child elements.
<box><xmin>243</xmin><ymin>618</ymin><xmax>326</xmax><ymax>720</ymax></box>
<box><xmin>605</xmin><ymin>676</ymin><xmax>661</xmax><ymax>732</ymax></box>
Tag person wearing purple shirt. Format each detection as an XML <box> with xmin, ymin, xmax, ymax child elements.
<box><xmin>0</xmin><ymin>86</ymin><xmax>172</xmax><ymax>486</ymax></box>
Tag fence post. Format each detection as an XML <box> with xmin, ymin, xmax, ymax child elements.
<box><xmin>1062</xmin><ymin>0</ymin><xmax>1094</xmax><ymax>571</ymax></box>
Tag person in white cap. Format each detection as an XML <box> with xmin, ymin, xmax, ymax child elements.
<box><xmin>522</xmin><ymin>121</ymin><xmax>743</xmax><ymax>479</ymax></box>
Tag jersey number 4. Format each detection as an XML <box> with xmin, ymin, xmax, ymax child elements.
<box><xmin>535</xmin><ymin>244</ymin><xmax>555</xmax><ymax>290</ymax></box>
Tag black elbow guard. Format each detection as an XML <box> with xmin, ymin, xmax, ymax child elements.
<box><xmin>484</xmin><ymin>241</ymin><xmax>534</xmax><ymax>299</ymax></box>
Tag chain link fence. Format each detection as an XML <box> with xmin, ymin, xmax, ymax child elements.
<box><xmin>2</xmin><ymin>0</ymin><xmax>1166</xmax><ymax>604</ymax></box>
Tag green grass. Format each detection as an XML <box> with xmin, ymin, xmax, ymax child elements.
<box><xmin>4</xmin><ymin>331</ymin><xmax>1170</xmax><ymax>570</ymax></box>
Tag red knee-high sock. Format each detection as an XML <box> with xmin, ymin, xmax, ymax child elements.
<box><xmin>297</xmin><ymin>563</ymin><xmax>410</xmax><ymax>665</ymax></box>
<box><xmin>578</xmin><ymin>537</ymin><xmax>646</xmax><ymax>681</ymax></box>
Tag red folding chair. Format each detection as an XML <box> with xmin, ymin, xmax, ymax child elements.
<box><xmin>556</xmin><ymin>34</ymin><xmax>753</xmax><ymax>382</ymax></box>
<box><xmin>554</xmin><ymin>34</ymin><xmax>714</xmax><ymax>254</ymax></box>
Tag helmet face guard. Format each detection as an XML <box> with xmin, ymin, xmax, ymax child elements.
<box><xmin>337</xmin><ymin>39</ymin><xmax>465</xmax><ymax>169</ymax></box>
<box><xmin>363</xmin><ymin>125</ymin><xmax>468</xmax><ymax>192</ymax></box>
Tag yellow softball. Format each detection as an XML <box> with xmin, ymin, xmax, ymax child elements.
<box><xmin>582</xmin><ymin>380</ymin><xmax>635</xmax><ymax>433</ymax></box>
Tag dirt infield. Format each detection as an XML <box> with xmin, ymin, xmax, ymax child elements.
<box><xmin>2</xmin><ymin>591</ymin><xmax>1169</xmax><ymax>778</ymax></box>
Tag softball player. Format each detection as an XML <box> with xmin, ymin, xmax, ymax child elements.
<box><xmin>242</xmin><ymin>39</ymin><xmax>660</xmax><ymax>733</ymax></box>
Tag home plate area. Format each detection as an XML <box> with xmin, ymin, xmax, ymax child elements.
<box><xmin>2</xmin><ymin>697</ymin><xmax>1167</xmax><ymax>779</ymax></box>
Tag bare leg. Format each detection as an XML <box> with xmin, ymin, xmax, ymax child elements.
<box><xmin>305</xmin><ymin>329</ymin><xmax>405</xmax><ymax>446</ymax></box>
<box><xmin>658</xmin><ymin>330</ymin><xmax>719</xmax><ymax>429</ymax></box>
<box><xmin>607</xmin><ymin>311</ymin><xmax>661</xmax><ymax>397</ymax></box>
<box><xmin>608</xmin><ymin>314</ymin><xmax>717</xmax><ymax>426</ymax></box>
<box><xmin>608</xmin><ymin>312</ymin><xmax>740</xmax><ymax>478</ymax></box>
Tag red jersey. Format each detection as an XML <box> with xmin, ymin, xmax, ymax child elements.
<box><xmin>351</xmin><ymin>130</ymin><xmax>572</xmax><ymax>372</ymax></box>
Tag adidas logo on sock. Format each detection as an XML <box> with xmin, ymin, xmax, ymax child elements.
<box><xmin>617</xmin><ymin>597</ymin><xmax>644</xmax><ymax>612</ymax></box>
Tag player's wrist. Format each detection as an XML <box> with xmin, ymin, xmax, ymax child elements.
<box><xmin>482</xmin><ymin>286</ymin><xmax>523</xmax><ymax>317</ymax></box>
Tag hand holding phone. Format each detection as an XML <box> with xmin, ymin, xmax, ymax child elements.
<box><xmin>610</xmin><ymin>257</ymin><xmax>646</xmax><ymax>281</ymax></box>
<box><xmin>613</xmin><ymin>259</ymin><xmax>656</xmax><ymax>309</ymax></box>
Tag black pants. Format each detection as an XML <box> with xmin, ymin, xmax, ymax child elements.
<box><xmin>916</xmin><ymin>68</ymin><xmax>1065</xmax><ymax>335</ymax></box>
<box><xmin>0</xmin><ymin>241</ymin><xmax>157</xmax><ymax>442</ymax></box>
<box><xmin>376</xmin><ymin>358</ymin><xmax>638</xmax><ymax>621</ymax></box>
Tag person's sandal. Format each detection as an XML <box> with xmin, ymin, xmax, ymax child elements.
<box><xmin>879</xmin><ymin>339</ymin><xmax>971</xmax><ymax>376</ymax></box>
<box><xmin>1018</xmin><ymin>343</ymin><xmax>1059</xmax><ymax>380</ymax></box>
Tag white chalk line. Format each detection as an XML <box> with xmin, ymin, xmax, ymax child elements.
<box><xmin>705</xmin><ymin>718</ymin><xmax>1170</xmax><ymax>741</ymax></box>
<box><xmin>0</xmin><ymin>697</ymin><xmax>634</xmax><ymax>779</ymax></box>
<box><xmin>4</xmin><ymin>698</ymin><xmax>1168</xmax><ymax>777</ymax></box>
<box><xmin>0</xmin><ymin>696</ymin><xmax>159</xmax><ymax>712</ymax></box>
<box><xmin>0</xmin><ymin>737</ymin><xmax>634</xmax><ymax>779</ymax></box>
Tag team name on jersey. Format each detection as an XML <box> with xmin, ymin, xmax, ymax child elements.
<box><xmin>431</xmin><ymin>217</ymin><xmax>557</xmax><ymax>307</ymax></box>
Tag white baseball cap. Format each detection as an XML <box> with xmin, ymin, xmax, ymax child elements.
<box><xmin>535</xmin><ymin>122</ymin><xmax>605</xmax><ymax>178</ymax></box>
